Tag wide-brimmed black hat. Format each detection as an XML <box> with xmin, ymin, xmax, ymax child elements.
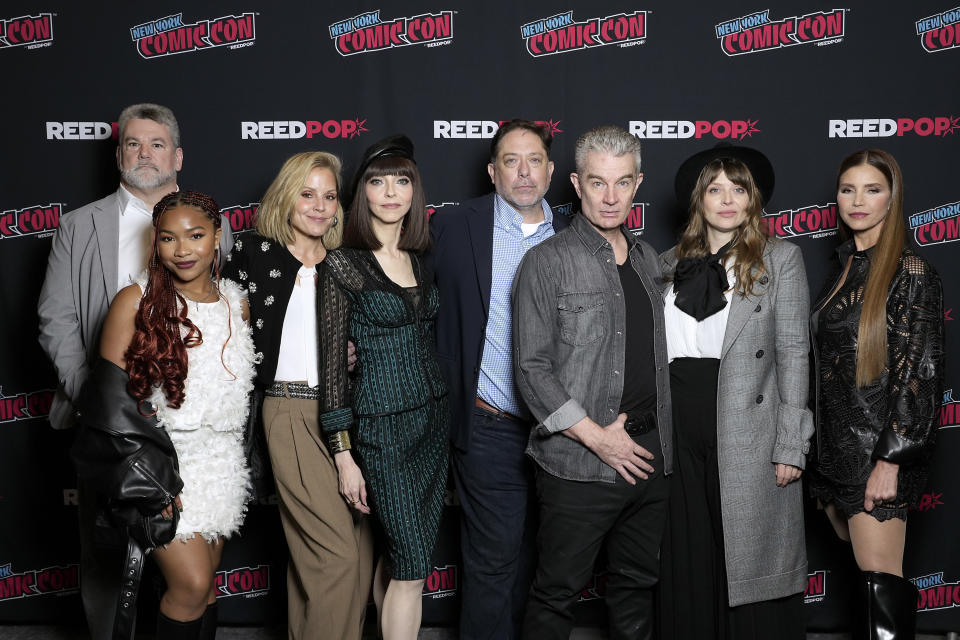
<box><xmin>674</xmin><ymin>143</ymin><xmax>775</xmax><ymax>208</ymax></box>
<box><xmin>349</xmin><ymin>134</ymin><xmax>415</xmax><ymax>199</ymax></box>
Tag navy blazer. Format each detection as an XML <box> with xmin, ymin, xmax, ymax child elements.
<box><xmin>427</xmin><ymin>193</ymin><xmax>570</xmax><ymax>452</ymax></box>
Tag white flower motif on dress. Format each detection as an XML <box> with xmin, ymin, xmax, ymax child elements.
<box><xmin>238</xmin><ymin>270</ymin><xmax>248</xmax><ymax>281</ymax></box>
<box><xmin>256</xmin><ymin>319</ymin><xmax>264</xmax><ymax>329</ymax></box>
<box><xmin>254</xmin><ymin>352</ymin><xmax>264</xmax><ymax>364</ymax></box>
<box><xmin>264</xmin><ymin>295</ymin><xmax>275</xmax><ymax>306</ymax></box>
<box><xmin>248</xmin><ymin>282</ymin><xmax>257</xmax><ymax>293</ymax></box>
<box><xmin>226</xmin><ymin>253</ymin><xmax>232</xmax><ymax>262</ymax></box>
<box><xmin>269</xmin><ymin>269</ymin><xmax>281</xmax><ymax>278</ymax></box>
<box><xmin>261</xmin><ymin>242</ymin><xmax>270</xmax><ymax>252</ymax></box>
<box><xmin>235</xmin><ymin>239</ymin><xmax>243</xmax><ymax>250</ymax></box>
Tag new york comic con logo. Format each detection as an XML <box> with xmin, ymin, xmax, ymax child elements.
<box><xmin>0</xmin><ymin>13</ymin><xmax>53</xmax><ymax>49</ymax></box>
<box><xmin>913</xmin><ymin>572</ymin><xmax>960</xmax><ymax>612</ymax></box>
<box><xmin>221</xmin><ymin>203</ymin><xmax>259</xmax><ymax>235</ymax></box>
<box><xmin>0</xmin><ymin>563</ymin><xmax>78</xmax><ymax>600</ymax></box>
<box><xmin>715</xmin><ymin>8</ymin><xmax>844</xmax><ymax>56</ymax></box>
<box><xmin>763</xmin><ymin>204</ymin><xmax>838</xmax><ymax>239</ymax></box>
<box><xmin>804</xmin><ymin>570</ymin><xmax>826</xmax><ymax>603</ymax></box>
<box><xmin>938</xmin><ymin>388</ymin><xmax>960</xmax><ymax>429</ymax></box>
<box><xmin>520</xmin><ymin>10</ymin><xmax>647</xmax><ymax>57</ymax></box>
<box><xmin>215</xmin><ymin>565</ymin><xmax>269</xmax><ymax>598</ymax></box>
<box><xmin>329</xmin><ymin>9</ymin><xmax>453</xmax><ymax>56</ymax></box>
<box><xmin>130</xmin><ymin>12</ymin><xmax>255</xmax><ymax>59</ymax></box>
<box><xmin>0</xmin><ymin>204</ymin><xmax>61</xmax><ymax>239</ymax></box>
<box><xmin>916</xmin><ymin>7</ymin><xmax>960</xmax><ymax>52</ymax></box>
<box><xmin>0</xmin><ymin>387</ymin><xmax>54</xmax><ymax>422</ymax></box>
<box><xmin>910</xmin><ymin>200</ymin><xmax>960</xmax><ymax>246</ymax></box>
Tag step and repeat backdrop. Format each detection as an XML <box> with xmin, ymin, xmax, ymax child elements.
<box><xmin>2</xmin><ymin>0</ymin><xmax>959</xmax><ymax>633</ymax></box>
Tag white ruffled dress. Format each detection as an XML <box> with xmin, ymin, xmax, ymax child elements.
<box><xmin>137</xmin><ymin>275</ymin><xmax>256</xmax><ymax>542</ymax></box>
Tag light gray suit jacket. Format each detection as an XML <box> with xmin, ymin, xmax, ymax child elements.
<box><xmin>38</xmin><ymin>188</ymin><xmax>233</xmax><ymax>429</ymax></box>
<box><xmin>660</xmin><ymin>238</ymin><xmax>814</xmax><ymax>606</ymax></box>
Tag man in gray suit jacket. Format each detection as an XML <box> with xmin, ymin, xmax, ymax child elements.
<box><xmin>38</xmin><ymin>102</ymin><xmax>233</xmax><ymax>430</ymax></box>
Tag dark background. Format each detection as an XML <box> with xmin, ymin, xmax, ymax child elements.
<box><xmin>2</xmin><ymin>0</ymin><xmax>958</xmax><ymax>632</ymax></box>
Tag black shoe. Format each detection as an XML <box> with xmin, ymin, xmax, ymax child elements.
<box><xmin>864</xmin><ymin>571</ymin><xmax>918</xmax><ymax>639</ymax></box>
<box><xmin>156</xmin><ymin>610</ymin><xmax>203</xmax><ymax>639</ymax></box>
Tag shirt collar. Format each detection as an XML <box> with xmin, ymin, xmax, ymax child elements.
<box><xmin>493</xmin><ymin>193</ymin><xmax>553</xmax><ymax>232</ymax></box>
<box><xmin>117</xmin><ymin>184</ymin><xmax>153</xmax><ymax>218</ymax></box>
<box><xmin>570</xmin><ymin>212</ymin><xmax>642</xmax><ymax>255</ymax></box>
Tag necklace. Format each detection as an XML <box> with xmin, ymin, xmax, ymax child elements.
<box><xmin>175</xmin><ymin>280</ymin><xmax>218</xmax><ymax>303</ymax></box>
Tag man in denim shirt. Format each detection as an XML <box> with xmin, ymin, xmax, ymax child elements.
<box><xmin>513</xmin><ymin>126</ymin><xmax>672</xmax><ymax>640</ymax></box>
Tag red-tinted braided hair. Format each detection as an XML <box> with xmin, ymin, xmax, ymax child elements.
<box><xmin>125</xmin><ymin>190</ymin><xmax>222</xmax><ymax>410</ymax></box>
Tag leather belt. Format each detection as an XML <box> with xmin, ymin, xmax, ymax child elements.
<box><xmin>475</xmin><ymin>397</ymin><xmax>524</xmax><ymax>422</ymax></box>
<box><xmin>265</xmin><ymin>381</ymin><xmax>320</xmax><ymax>400</ymax></box>
<box><xmin>624</xmin><ymin>411</ymin><xmax>658</xmax><ymax>437</ymax></box>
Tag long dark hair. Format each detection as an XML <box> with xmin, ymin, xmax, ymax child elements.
<box><xmin>343</xmin><ymin>156</ymin><xmax>430</xmax><ymax>252</ymax></box>
<box><xmin>125</xmin><ymin>190</ymin><xmax>223</xmax><ymax>409</ymax></box>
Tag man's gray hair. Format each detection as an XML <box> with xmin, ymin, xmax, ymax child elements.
<box><xmin>117</xmin><ymin>103</ymin><xmax>180</xmax><ymax>148</ymax></box>
<box><xmin>574</xmin><ymin>125</ymin><xmax>642</xmax><ymax>175</ymax></box>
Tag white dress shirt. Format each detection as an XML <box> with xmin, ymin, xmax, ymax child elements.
<box><xmin>274</xmin><ymin>266</ymin><xmax>319</xmax><ymax>386</ymax></box>
<box><xmin>117</xmin><ymin>185</ymin><xmax>156</xmax><ymax>290</ymax></box>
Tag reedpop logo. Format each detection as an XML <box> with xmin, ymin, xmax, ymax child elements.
<box><xmin>829</xmin><ymin>116</ymin><xmax>960</xmax><ymax>138</ymax></box>
<box><xmin>0</xmin><ymin>13</ymin><xmax>53</xmax><ymax>49</ymax></box>
<box><xmin>715</xmin><ymin>8</ymin><xmax>844</xmax><ymax>56</ymax></box>
<box><xmin>916</xmin><ymin>7</ymin><xmax>960</xmax><ymax>52</ymax></box>
<box><xmin>130</xmin><ymin>12</ymin><xmax>255</xmax><ymax>59</ymax></box>
<box><xmin>329</xmin><ymin>9</ymin><xmax>453</xmax><ymax>56</ymax></box>
<box><xmin>629</xmin><ymin>119</ymin><xmax>760</xmax><ymax>140</ymax></box>
<box><xmin>520</xmin><ymin>10</ymin><xmax>647</xmax><ymax>57</ymax></box>
<box><xmin>433</xmin><ymin>119</ymin><xmax>562</xmax><ymax>139</ymax></box>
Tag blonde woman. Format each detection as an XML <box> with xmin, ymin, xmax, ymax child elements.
<box><xmin>223</xmin><ymin>152</ymin><xmax>373</xmax><ymax>640</ymax></box>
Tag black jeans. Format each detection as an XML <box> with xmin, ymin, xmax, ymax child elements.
<box><xmin>523</xmin><ymin>428</ymin><xmax>668</xmax><ymax>640</ymax></box>
<box><xmin>452</xmin><ymin>407</ymin><xmax>538</xmax><ymax>640</ymax></box>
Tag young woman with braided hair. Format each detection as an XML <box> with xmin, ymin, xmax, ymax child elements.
<box><xmin>97</xmin><ymin>190</ymin><xmax>255</xmax><ymax>639</ymax></box>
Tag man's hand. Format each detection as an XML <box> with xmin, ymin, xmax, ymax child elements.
<box><xmin>864</xmin><ymin>459</ymin><xmax>899</xmax><ymax>512</ymax></box>
<box><xmin>566</xmin><ymin>413</ymin><xmax>655</xmax><ymax>484</ymax></box>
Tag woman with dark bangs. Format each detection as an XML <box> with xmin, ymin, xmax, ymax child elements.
<box><xmin>324</xmin><ymin>135</ymin><xmax>448</xmax><ymax>640</ymax></box>
<box><xmin>93</xmin><ymin>190</ymin><xmax>255</xmax><ymax>639</ymax></box>
<box><xmin>658</xmin><ymin>146</ymin><xmax>812</xmax><ymax>639</ymax></box>
<box><xmin>810</xmin><ymin>149</ymin><xmax>944</xmax><ymax>638</ymax></box>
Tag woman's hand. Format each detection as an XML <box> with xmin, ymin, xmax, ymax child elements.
<box><xmin>864</xmin><ymin>459</ymin><xmax>899</xmax><ymax>511</ymax></box>
<box><xmin>161</xmin><ymin>494</ymin><xmax>183</xmax><ymax>520</ymax></box>
<box><xmin>775</xmin><ymin>463</ymin><xmax>802</xmax><ymax>487</ymax></box>
<box><xmin>334</xmin><ymin>451</ymin><xmax>371</xmax><ymax>514</ymax></box>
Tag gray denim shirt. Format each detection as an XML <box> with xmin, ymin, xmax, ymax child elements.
<box><xmin>512</xmin><ymin>213</ymin><xmax>673</xmax><ymax>483</ymax></box>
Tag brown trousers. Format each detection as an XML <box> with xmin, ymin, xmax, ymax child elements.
<box><xmin>263</xmin><ymin>395</ymin><xmax>373</xmax><ymax>640</ymax></box>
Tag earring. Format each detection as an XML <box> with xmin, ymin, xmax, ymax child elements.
<box><xmin>331</xmin><ymin>217</ymin><xmax>339</xmax><ymax>227</ymax></box>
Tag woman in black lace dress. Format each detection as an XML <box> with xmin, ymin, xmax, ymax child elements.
<box><xmin>810</xmin><ymin>149</ymin><xmax>944</xmax><ymax>638</ymax></box>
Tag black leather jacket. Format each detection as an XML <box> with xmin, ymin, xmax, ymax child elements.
<box><xmin>811</xmin><ymin>243</ymin><xmax>943</xmax><ymax>488</ymax></box>
<box><xmin>70</xmin><ymin>358</ymin><xmax>183</xmax><ymax>639</ymax></box>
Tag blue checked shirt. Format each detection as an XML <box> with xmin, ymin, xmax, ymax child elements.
<box><xmin>477</xmin><ymin>194</ymin><xmax>556</xmax><ymax>417</ymax></box>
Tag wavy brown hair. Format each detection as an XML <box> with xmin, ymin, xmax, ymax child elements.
<box><xmin>125</xmin><ymin>190</ymin><xmax>224</xmax><ymax>410</ymax></box>
<box><xmin>837</xmin><ymin>149</ymin><xmax>906</xmax><ymax>386</ymax></box>
<box><xmin>676</xmin><ymin>157</ymin><xmax>769</xmax><ymax>296</ymax></box>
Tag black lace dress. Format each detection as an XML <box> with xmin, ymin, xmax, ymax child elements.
<box><xmin>809</xmin><ymin>241</ymin><xmax>944</xmax><ymax>521</ymax></box>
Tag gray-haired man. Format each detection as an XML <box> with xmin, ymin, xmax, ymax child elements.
<box><xmin>512</xmin><ymin>125</ymin><xmax>672</xmax><ymax>639</ymax></box>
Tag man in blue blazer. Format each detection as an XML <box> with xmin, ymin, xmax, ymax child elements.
<box><xmin>428</xmin><ymin>120</ymin><xmax>568</xmax><ymax>639</ymax></box>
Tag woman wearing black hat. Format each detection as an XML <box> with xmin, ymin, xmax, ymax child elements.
<box><xmin>222</xmin><ymin>152</ymin><xmax>373</xmax><ymax>640</ymax></box>
<box><xmin>810</xmin><ymin>149</ymin><xmax>943</xmax><ymax>638</ymax></box>
<box><xmin>323</xmin><ymin>135</ymin><xmax>448</xmax><ymax>640</ymax></box>
<box><xmin>658</xmin><ymin>146</ymin><xmax>813</xmax><ymax>639</ymax></box>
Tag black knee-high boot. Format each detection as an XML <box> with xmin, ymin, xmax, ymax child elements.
<box><xmin>864</xmin><ymin>571</ymin><xmax>918</xmax><ymax>639</ymax></box>
<box><xmin>156</xmin><ymin>610</ymin><xmax>203</xmax><ymax>639</ymax></box>
<box><xmin>199</xmin><ymin>602</ymin><xmax>219</xmax><ymax>640</ymax></box>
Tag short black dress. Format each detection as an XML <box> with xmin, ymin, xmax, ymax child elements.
<box><xmin>809</xmin><ymin>241</ymin><xmax>944</xmax><ymax>521</ymax></box>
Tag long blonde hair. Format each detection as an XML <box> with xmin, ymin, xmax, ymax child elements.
<box><xmin>676</xmin><ymin>158</ymin><xmax>768</xmax><ymax>296</ymax></box>
<box><xmin>256</xmin><ymin>152</ymin><xmax>345</xmax><ymax>249</ymax></box>
<box><xmin>836</xmin><ymin>149</ymin><xmax>906</xmax><ymax>387</ymax></box>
